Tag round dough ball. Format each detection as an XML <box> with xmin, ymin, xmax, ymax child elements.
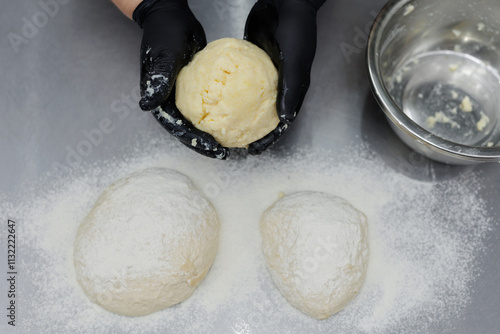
<box><xmin>73</xmin><ymin>168</ymin><xmax>219</xmax><ymax>317</ymax></box>
<box><xmin>260</xmin><ymin>192</ymin><xmax>369</xmax><ymax>320</ymax></box>
<box><xmin>175</xmin><ymin>38</ymin><xmax>280</xmax><ymax>148</ymax></box>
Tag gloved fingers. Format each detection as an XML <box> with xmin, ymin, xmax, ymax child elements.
<box><xmin>139</xmin><ymin>45</ymin><xmax>175</xmax><ymax>111</ymax></box>
<box><xmin>138</xmin><ymin>6</ymin><xmax>207</xmax><ymax>112</ymax></box>
<box><xmin>245</xmin><ymin>1</ymin><xmax>316</xmax><ymax>125</ymax></box>
<box><xmin>151</xmin><ymin>96</ymin><xmax>229</xmax><ymax>160</ymax></box>
<box><xmin>139</xmin><ymin>74</ymin><xmax>171</xmax><ymax>111</ymax></box>
<box><xmin>277</xmin><ymin>64</ymin><xmax>311</xmax><ymax>124</ymax></box>
<box><xmin>243</xmin><ymin>1</ymin><xmax>280</xmax><ymax>65</ymax></box>
<box><xmin>272</xmin><ymin>10</ymin><xmax>317</xmax><ymax>124</ymax></box>
<box><xmin>244</xmin><ymin>0</ymin><xmax>273</xmax><ymax>39</ymax></box>
<box><xmin>179</xmin><ymin>141</ymin><xmax>230</xmax><ymax>160</ymax></box>
<box><xmin>247</xmin><ymin>122</ymin><xmax>289</xmax><ymax>155</ymax></box>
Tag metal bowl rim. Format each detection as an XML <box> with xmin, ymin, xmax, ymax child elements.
<box><xmin>366</xmin><ymin>0</ymin><xmax>500</xmax><ymax>163</ymax></box>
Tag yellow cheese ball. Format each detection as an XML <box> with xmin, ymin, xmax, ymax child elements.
<box><xmin>175</xmin><ymin>38</ymin><xmax>279</xmax><ymax>148</ymax></box>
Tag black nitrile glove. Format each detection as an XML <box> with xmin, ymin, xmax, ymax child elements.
<box><xmin>151</xmin><ymin>93</ymin><xmax>229</xmax><ymax>159</ymax></box>
<box><xmin>134</xmin><ymin>0</ymin><xmax>229</xmax><ymax>159</ymax></box>
<box><xmin>244</xmin><ymin>0</ymin><xmax>325</xmax><ymax>155</ymax></box>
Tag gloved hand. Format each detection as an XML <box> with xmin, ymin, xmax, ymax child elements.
<box><xmin>244</xmin><ymin>0</ymin><xmax>325</xmax><ymax>155</ymax></box>
<box><xmin>133</xmin><ymin>0</ymin><xmax>229</xmax><ymax>159</ymax></box>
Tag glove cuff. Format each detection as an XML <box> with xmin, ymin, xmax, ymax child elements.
<box><xmin>302</xmin><ymin>0</ymin><xmax>326</xmax><ymax>10</ymax></box>
<box><xmin>133</xmin><ymin>0</ymin><xmax>188</xmax><ymax>28</ymax></box>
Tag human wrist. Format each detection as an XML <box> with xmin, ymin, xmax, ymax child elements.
<box><xmin>111</xmin><ymin>0</ymin><xmax>143</xmax><ymax>19</ymax></box>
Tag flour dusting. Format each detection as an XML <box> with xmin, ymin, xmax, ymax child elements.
<box><xmin>0</xmin><ymin>138</ymin><xmax>494</xmax><ymax>334</ymax></box>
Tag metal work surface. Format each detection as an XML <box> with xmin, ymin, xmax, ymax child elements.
<box><xmin>1</xmin><ymin>0</ymin><xmax>499</xmax><ymax>333</ymax></box>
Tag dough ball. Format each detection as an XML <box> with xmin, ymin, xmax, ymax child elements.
<box><xmin>175</xmin><ymin>38</ymin><xmax>280</xmax><ymax>148</ymax></box>
<box><xmin>73</xmin><ymin>168</ymin><xmax>219</xmax><ymax>317</ymax></box>
<box><xmin>260</xmin><ymin>192</ymin><xmax>369</xmax><ymax>320</ymax></box>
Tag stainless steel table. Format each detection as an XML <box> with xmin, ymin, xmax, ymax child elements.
<box><xmin>1</xmin><ymin>0</ymin><xmax>499</xmax><ymax>333</ymax></box>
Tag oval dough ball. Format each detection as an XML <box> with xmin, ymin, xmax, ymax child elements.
<box><xmin>73</xmin><ymin>168</ymin><xmax>219</xmax><ymax>317</ymax></box>
<box><xmin>260</xmin><ymin>192</ymin><xmax>369</xmax><ymax>320</ymax></box>
<box><xmin>175</xmin><ymin>38</ymin><xmax>280</xmax><ymax>148</ymax></box>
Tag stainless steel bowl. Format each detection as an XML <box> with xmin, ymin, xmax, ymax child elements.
<box><xmin>367</xmin><ymin>0</ymin><xmax>500</xmax><ymax>164</ymax></box>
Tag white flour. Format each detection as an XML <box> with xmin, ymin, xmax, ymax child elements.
<box><xmin>0</xmin><ymin>138</ymin><xmax>495</xmax><ymax>333</ymax></box>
